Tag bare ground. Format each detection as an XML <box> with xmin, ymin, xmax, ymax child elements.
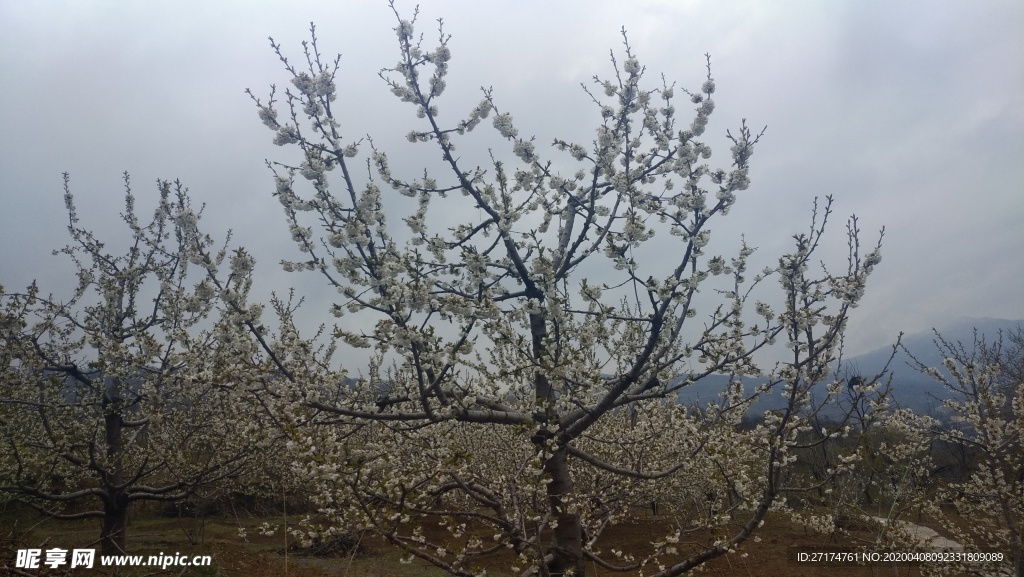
<box><xmin>0</xmin><ymin>508</ymin><xmax>990</xmax><ymax>576</ymax></box>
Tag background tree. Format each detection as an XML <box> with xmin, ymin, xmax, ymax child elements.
<box><xmin>242</xmin><ymin>5</ymin><xmax>887</xmax><ymax>575</ymax></box>
<box><xmin>0</xmin><ymin>174</ymin><xmax>263</xmax><ymax>556</ymax></box>
<box><xmin>909</xmin><ymin>328</ymin><xmax>1024</xmax><ymax>576</ymax></box>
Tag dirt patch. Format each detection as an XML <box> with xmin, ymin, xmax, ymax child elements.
<box><xmin>1</xmin><ymin>509</ymin><xmax>980</xmax><ymax>576</ymax></box>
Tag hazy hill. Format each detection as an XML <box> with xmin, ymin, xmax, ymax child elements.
<box><xmin>840</xmin><ymin>316</ymin><xmax>1023</xmax><ymax>416</ymax></box>
<box><xmin>675</xmin><ymin>317</ymin><xmax>1024</xmax><ymax>417</ymax></box>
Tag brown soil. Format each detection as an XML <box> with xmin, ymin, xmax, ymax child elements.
<box><xmin>1</xmin><ymin>510</ymin><xmax>974</xmax><ymax>576</ymax></box>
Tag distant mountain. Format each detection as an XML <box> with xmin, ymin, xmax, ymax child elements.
<box><xmin>840</xmin><ymin>317</ymin><xmax>1023</xmax><ymax>416</ymax></box>
<box><xmin>674</xmin><ymin>317</ymin><xmax>1024</xmax><ymax>417</ymax></box>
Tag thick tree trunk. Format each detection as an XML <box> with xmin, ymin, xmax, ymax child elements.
<box><xmin>543</xmin><ymin>447</ymin><xmax>585</xmax><ymax>577</ymax></box>
<box><xmin>101</xmin><ymin>376</ymin><xmax>129</xmax><ymax>556</ymax></box>
<box><xmin>100</xmin><ymin>497</ymin><xmax>130</xmax><ymax>556</ymax></box>
<box><xmin>528</xmin><ymin>308</ymin><xmax>585</xmax><ymax>575</ymax></box>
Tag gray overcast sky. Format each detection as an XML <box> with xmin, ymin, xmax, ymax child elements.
<box><xmin>1</xmin><ymin>0</ymin><xmax>1022</xmax><ymax>360</ymax></box>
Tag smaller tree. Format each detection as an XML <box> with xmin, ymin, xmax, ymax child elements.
<box><xmin>0</xmin><ymin>174</ymin><xmax>263</xmax><ymax>555</ymax></box>
<box><xmin>908</xmin><ymin>328</ymin><xmax>1024</xmax><ymax>576</ymax></box>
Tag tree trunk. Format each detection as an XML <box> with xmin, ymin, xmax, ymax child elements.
<box><xmin>100</xmin><ymin>496</ymin><xmax>130</xmax><ymax>556</ymax></box>
<box><xmin>543</xmin><ymin>447</ymin><xmax>585</xmax><ymax>577</ymax></box>
<box><xmin>101</xmin><ymin>376</ymin><xmax>129</xmax><ymax>556</ymax></box>
<box><xmin>528</xmin><ymin>308</ymin><xmax>585</xmax><ymax>575</ymax></box>
<box><xmin>1010</xmin><ymin>528</ymin><xmax>1022</xmax><ymax>577</ymax></box>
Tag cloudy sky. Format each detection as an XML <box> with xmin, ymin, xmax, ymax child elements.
<box><xmin>1</xmin><ymin>0</ymin><xmax>1021</xmax><ymax>361</ymax></box>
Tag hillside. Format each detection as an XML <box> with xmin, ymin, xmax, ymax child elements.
<box><xmin>675</xmin><ymin>317</ymin><xmax>1024</xmax><ymax>417</ymax></box>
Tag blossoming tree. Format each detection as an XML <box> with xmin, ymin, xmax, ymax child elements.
<box><xmin>909</xmin><ymin>328</ymin><xmax>1024</xmax><ymax>576</ymax></box>
<box><xmin>0</xmin><ymin>175</ymin><xmax>264</xmax><ymax>555</ymax></box>
<box><xmin>244</xmin><ymin>6</ymin><xmax>885</xmax><ymax>575</ymax></box>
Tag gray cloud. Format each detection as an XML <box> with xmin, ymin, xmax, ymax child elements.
<box><xmin>2</xmin><ymin>0</ymin><xmax>1021</xmax><ymax>361</ymax></box>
